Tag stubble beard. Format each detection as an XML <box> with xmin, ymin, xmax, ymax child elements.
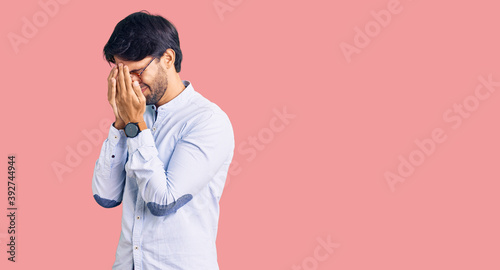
<box><xmin>145</xmin><ymin>65</ymin><xmax>168</xmax><ymax>106</ymax></box>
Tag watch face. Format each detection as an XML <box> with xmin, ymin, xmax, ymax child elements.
<box><xmin>125</xmin><ymin>123</ymin><xmax>139</xmax><ymax>138</ymax></box>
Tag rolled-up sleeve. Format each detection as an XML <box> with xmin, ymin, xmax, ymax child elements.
<box><xmin>92</xmin><ymin>124</ymin><xmax>128</xmax><ymax>208</ymax></box>
<box><xmin>125</xmin><ymin>110</ymin><xmax>234</xmax><ymax>216</ymax></box>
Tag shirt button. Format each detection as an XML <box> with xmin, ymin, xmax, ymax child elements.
<box><xmin>136</xmin><ymin>216</ymin><xmax>140</xmax><ymax>220</ymax></box>
<box><xmin>114</xmin><ymin>136</ymin><xmax>118</xmax><ymax>139</ymax></box>
<box><xmin>153</xmin><ymin>127</ymin><xmax>156</xmax><ymax>131</ymax></box>
<box><xmin>135</xmin><ymin>246</ymin><xmax>138</xmax><ymax>250</ymax></box>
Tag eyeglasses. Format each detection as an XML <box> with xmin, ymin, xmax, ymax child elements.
<box><xmin>129</xmin><ymin>57</ymin><xmax>156</xmax><ymax>82</ymax></box>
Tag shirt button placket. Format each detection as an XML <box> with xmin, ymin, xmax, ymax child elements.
<box><xmin>132</xmin><ymin>196</ymin><xmax>144</xmax><ymax>270</ymax></box>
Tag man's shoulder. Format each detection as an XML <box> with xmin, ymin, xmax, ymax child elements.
<box><xmin>174</xmin><ymin>87</ymin><xmax>234</xmax><ymax>148</ymax></box>
<box><xmin>185</xmin><ymin>90</ymin><xmax>231</xmax><ymax>124</ymax></box>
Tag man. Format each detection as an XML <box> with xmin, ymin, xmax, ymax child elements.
<box><xmin>91</xmin><ymin>11</ymin><xmax>235</xmax><ymax>270</ymax></box>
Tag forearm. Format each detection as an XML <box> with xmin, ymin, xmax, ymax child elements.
<box><xmin>91</xmin><ymin>124</ymin><xmax>128</xmax><ymax>208</ymax></box>
<box><xmin>125</xmin><ymin>128</ymin><xmax>199</xmax><ymax>216</ymax></box>
<box><xmin>124</xmin><ymin>111</ymin><xmax>234</xmax><ymax>216</ymax></box>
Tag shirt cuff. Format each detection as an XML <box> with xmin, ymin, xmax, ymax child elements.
<box><xmin>108</xmin><ymin>123</ymin><xmax>127</xmax><ymax>147</ymax></box>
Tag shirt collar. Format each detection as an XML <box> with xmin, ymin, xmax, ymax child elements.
<box><xmin>156</xmin><ymin>80</ymin><xmax>194</xmax><ymax>112</ymax></box>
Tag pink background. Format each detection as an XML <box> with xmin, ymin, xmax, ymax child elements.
<box><xmin>1</xmin><ymin>0</ymin><xmax>500</xmax><ymax>269</ymax></box>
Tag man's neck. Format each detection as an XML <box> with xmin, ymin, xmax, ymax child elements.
<box><xmin>156</xmin><ymin>74</ymin><xmax>186</xmax><ymax>107</ymax></box>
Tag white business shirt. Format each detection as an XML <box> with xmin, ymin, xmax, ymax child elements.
<box><xmin>92</xmin><ymin>80</ymin><xmax>235</xmax><ymax>270</ymax></box>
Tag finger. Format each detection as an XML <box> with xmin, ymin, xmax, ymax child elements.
<box><xmin>107</xmin><ymin>66</ymin><xmax>117</xmax><ymax>81</ymax></box>
<box><xmin>117</xmin><ymin>64</ymin><xmax>126</xmax><ymax>98</ymax></box>
<box><xmin>123</xmin><ymin>65</ymin><xmax>135</xmax><ymax>96</ymax></box>
<box><xmin>107</xmin><ymin>66</ymin><xmax>113</xmax><ymax>81</ymax></box>
<box><xmin>115</xmin><ymin>72</ymin><xmax>120</xmax><ymax>96</ymax></box>
<box><xmin>132</xmin><ymin>80</ymin><xmax>145</xmax><ymax>103</ymax></box>
<box><xmin>108</xmin><ymin>67</ymin><xmax>117</xmax><ymax>102</ymax></box>
<box><xmin>112</xmin><ymin>65</ymin><xmax>118</xmax><ymax>79</ymax></box>
<box><xmin>109</xmin><ymin>78</ymin><xmax>117</xmax><ymax>102</ymax></box>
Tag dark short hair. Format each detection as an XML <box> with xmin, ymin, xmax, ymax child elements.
<box><xmin>103</xmin><ymin>11</ymin><xmax>183</xmax><ymax>72</ymax></box>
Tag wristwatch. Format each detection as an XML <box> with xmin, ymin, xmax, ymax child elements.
<box><xmin>124</xmin><ymin>121</ymin><xmax>147</xmax><ymax>138</ymax></box>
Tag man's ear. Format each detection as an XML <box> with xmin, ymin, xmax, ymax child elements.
<box><xmin>162</xmin><ymin>49</ymin><xmax>176</xmax><ymax>69</ymax></box>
